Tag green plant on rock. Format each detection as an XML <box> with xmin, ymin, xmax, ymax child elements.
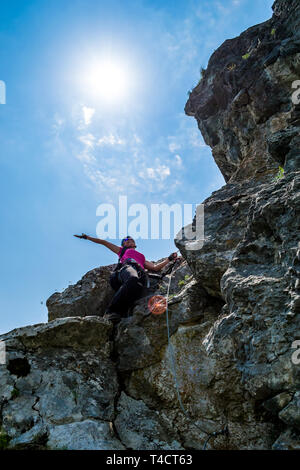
<box><xmin>195</xmin><ymin>66</ymin><xmax>207</xmax><ymax>87</ymax></box>
<box><xmin>200</xmin><ymin>66</ymin><xmax>206</xmax><ymax>78</ymax></box>
<box><xmin>271</xmin><ymin>28</ymin><xmax>276</xmax><ymax>37</ymax></box>
<box><xmin>275</xmin><ymin>165</ymin><xmax>285</xmax><ymax>180</ymax></box>
<box><xmin>0</xmin><ymin>428</ymin><xmax>11</xmax><ymax>450</ymax></box>
<box><xmin>178</xmin><ymin>275</ymin><xmax>192</xmax><ymax>288</ymax></box>
<box><xmin>11</xmin><ymin>387</ymin><xmax>20</xmax><ymax>400</ymax></box>
<box><xmin>242</xmin><ymin>52</ymin><xmax>250</xmax><ymax>60</ymax></box>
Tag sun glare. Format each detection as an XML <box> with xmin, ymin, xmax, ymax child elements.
<box><xmin>82</xmin><ymin>57</ymin><xmax>132</xmax><ymax>103</ymax></box>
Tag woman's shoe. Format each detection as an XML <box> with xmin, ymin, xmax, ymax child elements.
<box><xmin>103</xmin><ymin>312</ymin><xmax>121</xmax><ymax>324</ymax></box>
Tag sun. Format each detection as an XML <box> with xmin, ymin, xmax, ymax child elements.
<box><xmin>82</xmin><ymin>57</ymin><xmax>132</xmax><ymax>103</ymax></box>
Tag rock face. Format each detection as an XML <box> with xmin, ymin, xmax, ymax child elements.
<box><xmin>46</xmin><ymin>264</ymin><xmax>116</xmax><ymax>321</ymax></box>
<box><xmin>0</xmin><ymin>262</ymin><xmax>196</xmax><ymax>450</ymax></box>
<box><xmin>1</xmin><ymin>0</ymin><xmax>299</xmax><ymax>450</ymax></box>
<box><xmin>0</xmin><ymin>317</ymin><xmax>125</xmax><ymax>449</ymax></box>
<box><xmin>185</xmin><ymin>0</ymin><xmax>300</xmax><ymax>183</ymax></box>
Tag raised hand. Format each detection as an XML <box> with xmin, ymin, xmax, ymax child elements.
<box><xmin>74</xmin><ymin>233</ymin><xmax>88</xmax><ymax>239</ymax></box>
<box><xmin>168</xmin><ymin>252</ymin><xmax>178</xmax><ymax>261</ymax></box>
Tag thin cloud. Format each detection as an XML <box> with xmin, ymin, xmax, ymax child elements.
<box><xmin>168</xmin><ymin>140</ymin><xmax>181</xmax><ymax>153</ymax></box>
<box><xmin>162</xmin><ymin>18</ymin><xmax>201</xmax><ymax>80</ymax></box>
<box><xmin>139</xmin><ymin>164</ymin><xmax>171</xmax><ymax>181</ymax></box>
<box><xmin>97</xmin><ymin>134</ymin><xmax>126</xmax><ymax>146</ymax></box>
<box><xmin>82</xmin><ymin>106</ymin><xmax>95</xmax><ymax>126</ymax></box>
<box><xmin>168</xmin><ymin>113</ymin><xmax>207</xmax><ymax>155</ymax></box>
<box><xmin>78</xmin><ymin>133</ymin><xmax>96</xmax><ymax>148</ymax></box>
<box><xmin>133</xmin><ymin>134</ymin><xmax>142</xmax><ymax>145</ymax></box>
<box><xmin>174</xmin><ymin>154</ymin><xmax>183</xmax><ymax>167</ymax></box>
<box><xmin>76</xmin><ymin>150</ymin><xmax>96</xmax><ymax>164</ymax></box>
<box><xmin>52</xmin><ymin>113</ymin><xmax>65</xmax><ymax>135</ymax></box>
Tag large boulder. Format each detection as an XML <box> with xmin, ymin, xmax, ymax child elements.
<box><xmin>0</xmin><ymin>317</ymin><xmax>123</xmax><ymax>450</ymax></box>
<box><xmin>46</xmin><ymin>265</ymin><xmax>116</xmax><ymax>321</ymax></box>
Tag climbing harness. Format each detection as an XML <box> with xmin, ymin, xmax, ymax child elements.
<box><xmin>164</xmin><ymin>257</ymin><xmax>228</xmax><ymax>450</ymax></box>
<box><xmin>109</xmin><ymin>246</ymin><xmax>132</xmax><ymax>290</ymax></box>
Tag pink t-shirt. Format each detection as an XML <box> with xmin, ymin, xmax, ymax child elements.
<box><xmin>118</xmin><ymin>247</ymin><xmax>146</xmax><ymax>270</ymax></box>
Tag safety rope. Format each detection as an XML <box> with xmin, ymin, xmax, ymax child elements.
<box><xmin>164</xmin><ymin>259</ymin><xmax>228</xmax><ymax>450</ymax></box>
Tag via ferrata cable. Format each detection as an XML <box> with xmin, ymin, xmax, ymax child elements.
<box><xmin>164</xmin><ymin>259</ymin><xmax>228</xmax><ymax>450</ymax></box>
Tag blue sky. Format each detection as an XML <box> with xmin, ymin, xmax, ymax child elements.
<box><xmin>0</xmin><ymin>0</ymin><xmax>274</xmax><ymax>334</ymax></box>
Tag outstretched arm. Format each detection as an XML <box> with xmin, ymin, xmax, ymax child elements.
<box><xmin>74</xmin><ymin>234</ymin><xmax>120</xmax><ymax>254</ymax></box>
<box><xmin>144</xmin><ymin>252</ymin><xmax>177</xmax><ymax>272</ymax></box>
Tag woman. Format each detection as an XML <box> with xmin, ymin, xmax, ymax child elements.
<box><xmin>74</xmin><ymin>234</ymin><xmax>177</xmax><ymax>323</ymax></box>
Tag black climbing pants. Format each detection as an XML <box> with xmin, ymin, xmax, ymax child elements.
<box><xmin>107</xmin><ymin>263</ymin><xmax>146</xmax><ymax>317</ymax></box>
